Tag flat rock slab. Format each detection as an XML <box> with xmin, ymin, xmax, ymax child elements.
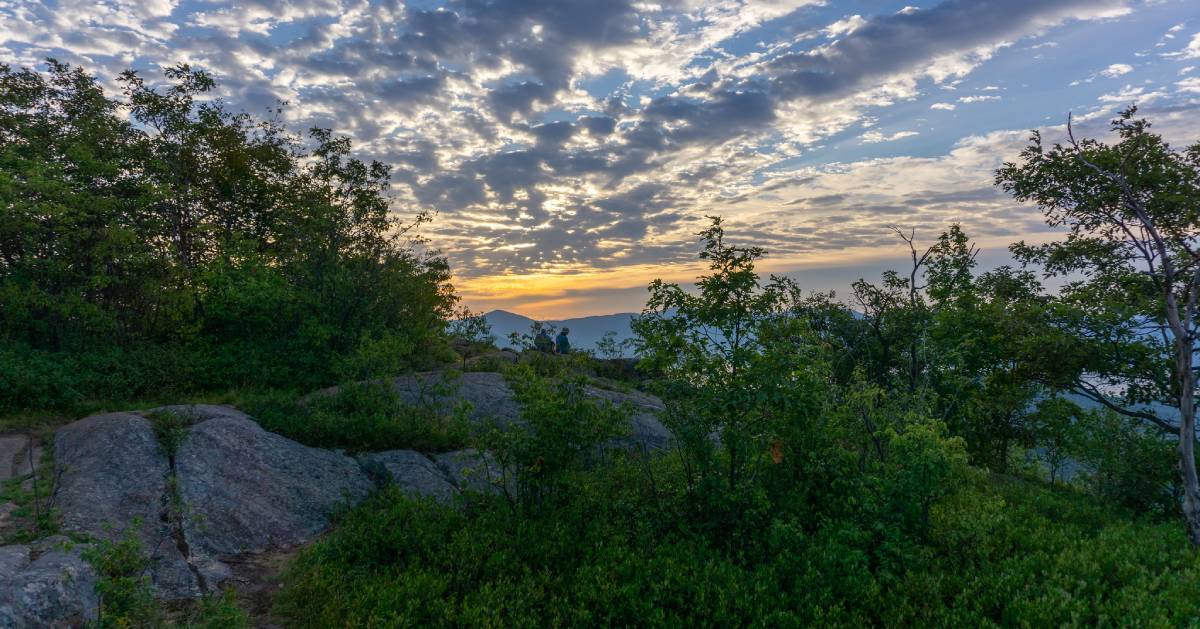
<box><xmin>54</xmin><ymin>413</ymin><xmax>199</xmax><ymax>599</ymax></box>
<box><xmin>0</xmin><ymin>436</ymin><xmax>28</xmax><ymax>482</ymax></box>
<box><xmin>387</xmin><ymin>372</ymin><xmax>674</xmax><ymax>451</ymax></box>
<box><xmin>392</xmin><ymin>371</ymin><xmax>524</xmax><ymax>428</ymax></box>
<box><xmin>358</xmin><ymin>450</ymin><xmax>457</xmax><ymax>503</ymax></box>
<box><xmin>176</xmin><ymin>409</ymin><xmax>374</xmax><ymax>565</ymax></box>
<box><xmin>0</xmin><ymin>536</ymin><xmax>99</xmax><ymax>628</ymax></box>
<box><xmin>11</xmin><ymin>445</ymin><xmax>41</xmax><ymax>479</ymax></box>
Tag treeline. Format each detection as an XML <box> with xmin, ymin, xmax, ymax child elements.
<box><xmin>635</xmin><ymin>107</ymin><xmax>1200</xmax><ymax>545</ymax></box>
<box><xmin>0</xmin><ymin>62</ymin><xmax>456</xmax><ymax>410</ymax></box>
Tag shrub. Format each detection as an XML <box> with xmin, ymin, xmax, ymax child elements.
<box><xmin>480</xmin><ymin>364</ymin><xmax>631</xmax><ymax>511</ymax></box>
<box><xmin>275</xmin><ymin>469</ymin><xmax>1200</xmax><ymax>628</ymax></box>
<box><xmin>242</xmin><ymin>382</ymin><xmax>470</xmax><ymax>453</ymax></box>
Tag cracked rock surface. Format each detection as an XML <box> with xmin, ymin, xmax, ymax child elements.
<box><xmin>54</xmin><ymin>413</ymin><xmax>200</xmax><ymax>599</ymax></box>
<box><xmin>175</xmin><ymin>407</ymin><xmax>374</xmax><ymax>582</ymax></box>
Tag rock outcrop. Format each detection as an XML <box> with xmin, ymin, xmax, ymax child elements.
<box><xmin>358</xmin><ymin>450</ymin><xmax>458</xmax><ymax>503</ymax></box>
<box><xmin>175</xmin><ymin>407</ymin><xmax>374</xmax><ymax>586</ymax></box>
<box><xmin>0</xmin><ymin>435</ymin><xmax>29</xmax><ymax>483</ymax></box>
<box><xmin>386</xmin><ymin>371</ymin><xmax>673</xmax><ymax>451</ymax></box>
<box><xmin>0</xmin><ymin>537</ymin><xmax>98</xmax><ymax>628</ymax></box>
<box><xmin>433</xmin><ymin>448</ymin><xmax>511</xmax><ymax>496</ymax></box>
<box><xmin>4</xmin><ymin>370</ymin><xmax>673</xmax><ymax>626</ymax></box>
<box><xmin>52</xmin><ymin>406</ymin><xmax>376</xmax><ymax>602</ymax></box>
<box><xmin>54</xmin><ymin>413</ymin><xmax>200</xmax><ymax>599</ymax></box>
<box><xmin>358</xmin><ymin>448</ymin><xmax>512</xmax><ymax>502</ymax></box>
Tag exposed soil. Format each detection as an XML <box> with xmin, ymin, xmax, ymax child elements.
<box><xmin>221</xmin><ymin>548</ymin><xmax>300</xmax><ymax>628</ymax></box>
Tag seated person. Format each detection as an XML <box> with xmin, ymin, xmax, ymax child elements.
<box><xmin>534</xmin><ymin>328</ymin><xmax>554</xmax><ymax>353</ymax></box>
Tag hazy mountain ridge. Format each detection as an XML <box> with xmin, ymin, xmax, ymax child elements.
<box><xmin>484</xmin><ymin>310</ymin><xmax>638</xmax><ymax>354</ymax></box>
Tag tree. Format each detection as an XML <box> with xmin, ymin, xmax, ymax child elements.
<box><xmin>997</xmin><ymin>107</ymin><xmax>1200</xmax><ymax>545</ymax></box>
<box><xmin>447</xmin><ymin>307</ymin><xmax>496</xmax><ymax>367</ymax></box>
<box><xmin>633</xmin><ymin>217</ymin><xmax>826</xmax><ymax>493</ymax></box>
<box><xmin>0</xmin><ymin>60</ymin><xmax>457</xmax><ymax>406</ymax></box>
<box><xmin>595</xmin><ymin>330</ymin><xmax>633</xmax><ymax>360</ymax></box>
<box><xmin>1029</xmin><ymin>397</ymin><xmax>1084</xmax><ymax>485</ymax></box>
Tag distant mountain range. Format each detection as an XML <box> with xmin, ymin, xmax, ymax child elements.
<box><xmin>484</xmin><ymin>310</ymin><xmax>638</xmax><ymax>355</ymax></box>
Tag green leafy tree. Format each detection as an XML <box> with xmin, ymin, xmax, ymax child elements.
<box><xmin>0</xmin><ymin>60</ymin><xmax>457</xmax><ymax>407</ymax></box>
<box><xmin>997</xmin><ymin>107</ymin><xmax>1200</xmax><ymax>544</ymax></box>
<box><xmin>634</xmin><ymin>217</ymin><xmax>827</xmax><ymax>493</ymax></box>
<box><xmin>595</xmin><ymin>330</ymin><xmax>633</xmax><ymax>359</ymax></box>
<box><xmin>1030</xmin><ymin>397</ymin><xmax>1085</xmax><ymax>484</ymax></box>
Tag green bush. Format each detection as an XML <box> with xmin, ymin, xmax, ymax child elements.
<box><xmin>83</xmin><ymin>524</ymin><xmax>162</xmax><ymax>628</ymax></box>
<box><xmin>481</xmin><ymin>364</ymin><xmax>631</xmax><ymax>512</ymax></box>
<box><xmin>83</xmin><ymin>524</ymin><xmax>250</xmax><ymax>628</ymax></box>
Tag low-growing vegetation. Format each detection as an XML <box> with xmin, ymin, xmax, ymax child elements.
<box><xmin>84</xmin><ymin>524</ymin><xmax>249</xmax><ymax>628</ymax></box>
<box><xmin>241</xmin><ymin>382</ymin><xmax>472</xmax><ymax>454</ymax></box>
<box><xmin>276</xmin><ymin>424</ymin><xmax>1199</xmax><ymax>627</ymax></box>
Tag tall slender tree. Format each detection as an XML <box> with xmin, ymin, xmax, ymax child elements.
<box><xmin>997</xmin><ymin>108</ymin><xmax>1200</xmax><ymax>545</ymax></box>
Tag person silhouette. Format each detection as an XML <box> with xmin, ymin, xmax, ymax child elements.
<box><xmin>555</xmin><ymin>327</ymin><xmax>571</xmax><ymax>354</ymax></box>
<box><xmin>534</xmin><ymin>327</ymin><xmax>554</xmax><ymax>353</ymax></box>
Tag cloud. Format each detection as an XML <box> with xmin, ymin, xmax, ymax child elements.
<box><xmin>958</xmin><ymin>95</ymin><xmax>1001</xmax><ymax>103</ymax></box>
<box><xmin>1164</xmin><ymin>32</ymin><xmax>1200</xmax><ymax>59</ymax></box>
<box><xmin>0</xmin><ymin>0</ymin><xmax>1168</xmax><ymax>316</ymax></box>
<box><xmin>1100</xmin><ymin>63</ymin><xmax>1133</xmax><ymax>77</ymax></box>
<box><xmin>1177</xmin><ymin>77</ymin><xmax>1200</xmax><ymax>94</ymax></box>
<box><xmin>860</xmin><ymin>130</ymin><xmax>920</xmax><ymax>143</ymax></box>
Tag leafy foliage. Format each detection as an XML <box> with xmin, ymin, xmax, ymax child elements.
<box><xmin>0</xmin><ymin>60</ymin><xmax>457</xmax><ymax>413</ymax></box>
<box><xmin>275</xmin><ymin>462</ymin><xmax>1198</xmax><ymax>627</ymax></box>
<box><xmin>83</xmin><ymin>524</ymin><xmax>250</xmax><ymax>628</ymax></box>
<box><xmin>997</xmin><ymin>106</ymin><xmax>1200</xmax><ymax>543</ymax></box>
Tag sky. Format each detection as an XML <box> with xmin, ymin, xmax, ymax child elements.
<box><xmin>3</xmin><ymin>0</ymin><xmax>1200</xmax><ymax>318</ymax></box>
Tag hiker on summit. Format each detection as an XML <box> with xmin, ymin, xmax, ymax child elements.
<box><xmin>534</xmin><ymin>327</ymin><xmax>555</xmax><ymax>353</ymax></box>
<box><xmin>555</xmin><ymin>327</ymin><xmax>571</xmax><ymax>355</ymax></box>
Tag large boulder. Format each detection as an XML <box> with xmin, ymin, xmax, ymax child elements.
<box><xmin>175</xmin><ymin>407</ymin><xmax>374</xmax><ymax>586</ymax></box>
<box><xmin>0</xmin><ymin>537</ymin><xmax>99</xmax><ymax>628</ymax></box>
<box><xmin>54</xmin><ymin>413</ymin><xmax>199</xmax><ymax>599</ymax></box>
<box><xmin>584</xmin><ymin>384</ymin><xmax>673</xmax><ymax>452</ymax></box>
<box><xmin>433</xmin><ymin>448</ymin><xmax>511</xmax><ymax>496</ymax></box>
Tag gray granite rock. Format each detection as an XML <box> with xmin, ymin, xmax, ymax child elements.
<box><xmin>584</xmin><ymin>385</ymin><xmax>674</xmax><ymax>452</ymax></box>
<box><xmin>358</xmin><ymin>450</ymin><xmax>457</xmax><ymax>503</ymax></box>
<box><xmin>388</xmin><ymin>372</ymin><xmax>674</xmax><ymax>450</ymax></box>
<box><xmin>175</xmin><ymin>409</ymin><xmax>374</xmax><ymax>565</ymax></box>
<box><xmin>433</xmin><ymin>448</ymin><xmax>511</xmax><ymax>496</ymax></box>
<box><xmin>392</xmin><ymin>371</ymin><xmax>525</xmax><ymax>428</ymax></box>
<box><xmin>54</xmin><ymin>413</ymin><xmax>199</xmax><ymax>599</ymax></box>
<box><xmin>0</xmin><ymin>536</ymin><xmax>99</xmax><ymax>628</ymax></box>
